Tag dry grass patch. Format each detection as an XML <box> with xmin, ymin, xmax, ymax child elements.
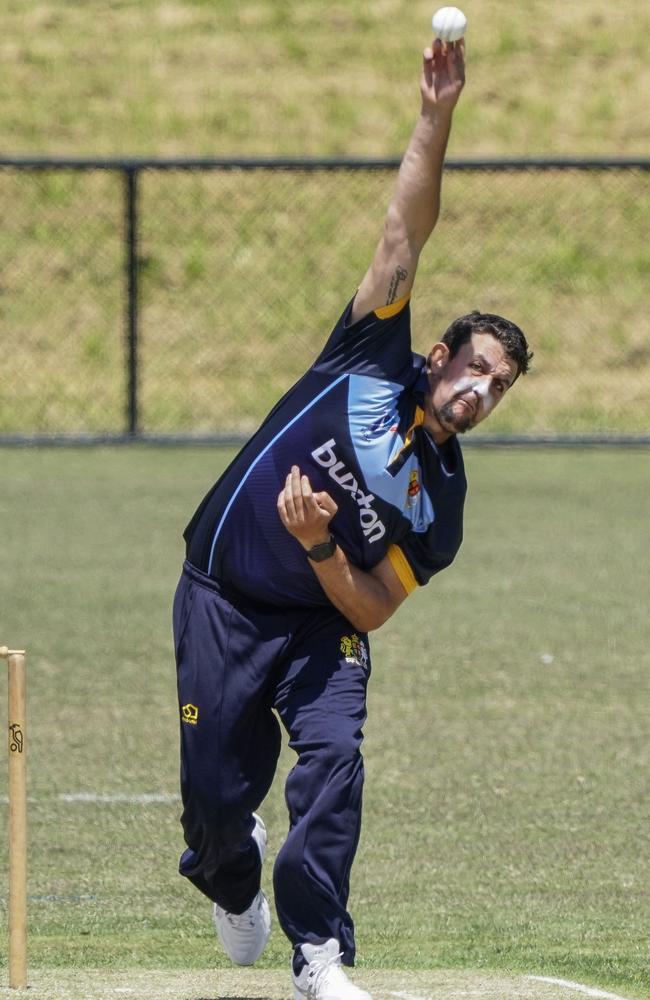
<box><xmin>2</xmin><ymin>0</ymin><xmax>650</xmax><ymax>157</ymax></box>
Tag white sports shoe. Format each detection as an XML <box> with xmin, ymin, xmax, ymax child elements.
<box><xmin>212</xmin><ymin>813</ymin><xmax>271</xmax><ymax>966</ymax></box>
<box><xmin>293</xmin><ymin>938</ymin><xmax>373</xmax><ymax>1000</ymax></box>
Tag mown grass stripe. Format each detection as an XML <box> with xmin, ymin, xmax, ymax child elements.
<box><xmin>527</xmin><ymin>977</ymin><xmax>634</xmax><ymax>1000</ymax></box>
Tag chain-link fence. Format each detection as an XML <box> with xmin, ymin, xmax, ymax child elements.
<box><xmin>2</xmin><ymin>158</ymin><xmax>649</xmax><ymax>442</ymax></box>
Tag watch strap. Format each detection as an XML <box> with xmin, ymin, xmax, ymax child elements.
<box><xmin>306</xmin><ymin>535</ymin><xmax>337</xmax><ymax>562</ymax></box>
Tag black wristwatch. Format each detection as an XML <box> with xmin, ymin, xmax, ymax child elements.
<box><xmin>306</xmin><ymin>535</ymin><xmax>337</xmax><ymax>562</ymax></box>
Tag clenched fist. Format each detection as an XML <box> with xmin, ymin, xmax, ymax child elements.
<box><xmin>277</xmin><ymin>465</ymin><xmax>338</xmax><ymax>550</ymax></box>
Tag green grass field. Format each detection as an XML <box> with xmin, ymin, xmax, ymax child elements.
<box><xmin>0</xmin><ymin>447</ymin><xmax>648</xmax><ymax>998</ymax></box>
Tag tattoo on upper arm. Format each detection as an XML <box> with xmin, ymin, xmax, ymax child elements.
<box><xmin>386</xmin><ymin>266</ymin><xmax>408</xmax><ymax>305</ymax></box>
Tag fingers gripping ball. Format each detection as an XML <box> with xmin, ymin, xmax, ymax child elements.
<box><xmin>432</xmin><ymin>6</ymin><xmax>467</xmax><ymax>42</ymax></box>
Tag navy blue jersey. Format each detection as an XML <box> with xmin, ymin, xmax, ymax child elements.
<box><xmin>184</xmin><ymin>295</ymin><xmax>467</xmax><ymax>607</ymax></box>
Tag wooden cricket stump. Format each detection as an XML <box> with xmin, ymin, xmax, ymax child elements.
<box><xmin>1</xmin><ymin>646</ymin><xmax>27</xmax><ymax>990</ymax></box>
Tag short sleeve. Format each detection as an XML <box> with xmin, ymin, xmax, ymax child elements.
<box><xmin>393</xmin><ymin>528</ymin><xmax>461</xmax><ymax>588</ymax></box>
<box><xmin>313</xmin><ymin>293</ymin><xmax>413</xmax><ymax>382</ymax></box>
<box><xmin>390</xmin><ymin>468</ymin><xmax>466</xmax><ymax>592</ymax></box>
<box><xmin>386</xmin><ymin>544</ymin><xmax>418</xmax><ymax>595</ymax></box>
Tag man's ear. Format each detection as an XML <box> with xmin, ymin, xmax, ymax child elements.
<box><xmin>428</xmin><ymin>342</ymin><xmax>450</xmax><ymax>372</ymax></box>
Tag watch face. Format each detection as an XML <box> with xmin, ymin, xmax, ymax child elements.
<box><xmin>308</xmin><ymin>537</ymin><xmax>336</xmax><ymax>561</ymax></box>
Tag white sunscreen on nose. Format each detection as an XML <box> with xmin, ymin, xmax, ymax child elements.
<box><xmin>452</xmin><ymin>376</ymin><xmax>496</xmax><ymax>414</ymax></box>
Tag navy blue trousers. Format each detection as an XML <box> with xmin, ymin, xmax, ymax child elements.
<box><xmin>172</xmin><ymin>561</ymin><xmax>371</xmax><ymax>967</ymax></box>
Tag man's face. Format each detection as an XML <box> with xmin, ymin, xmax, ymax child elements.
<box><xmin>427</xmin><ymin>332</ymin><xmax>519</xmax><ymax>437</ymax></box>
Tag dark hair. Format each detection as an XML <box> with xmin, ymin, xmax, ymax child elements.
<box><xmin>441</xmin><ymin>311</ymin><xmax>533</xmax><ymax>377</ymax></box>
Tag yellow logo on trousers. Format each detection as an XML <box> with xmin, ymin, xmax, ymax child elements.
<box><xmin>182</xmin><ymin>703</ymin><xmax>199</xmax><ymax>725</ymax></box>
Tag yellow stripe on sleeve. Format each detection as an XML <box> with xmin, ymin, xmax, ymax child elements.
<box><xmin>373</xmin><ymin>293</ymin><xmax>411</xmax><ymax>320</ymax></box>
<box><xmin>387</xmin><ymin>544</ymin><xmax>418</xmax><ymax>596</ymax></box>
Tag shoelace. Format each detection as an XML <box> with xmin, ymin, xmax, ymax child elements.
<box><xmin>307</xmin><ymin>950</ymin><xmax>345</xmax><ymax>998</ymax></box>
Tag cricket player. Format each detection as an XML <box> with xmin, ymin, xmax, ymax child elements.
<box><xmin>173</xmin><ymin>36</ymin><xmax>531</xmax><ymax>1000</ymax></box>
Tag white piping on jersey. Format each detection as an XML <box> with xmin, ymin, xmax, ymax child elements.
<box><xmin>206</xmin><ymin>374</ymin><xmax>348</xmax><ymax>575</ymax></box>
<box><xmin>424</xmin><ymin>432</ymin><xmax>456</xmax><ymax>479</ymax></box>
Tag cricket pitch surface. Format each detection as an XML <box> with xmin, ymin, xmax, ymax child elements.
<box><xmin>0</xmin><ymin>968</ymin><xmax>634</xmax><ymax>1000</ymax></box>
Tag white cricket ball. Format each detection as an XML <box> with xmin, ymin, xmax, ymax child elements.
<box><xmin>431</xmin><ymin>6</ymin><xmax>467</xmax><ymax>42</ymax></box>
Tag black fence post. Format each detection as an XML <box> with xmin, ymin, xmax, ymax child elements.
<box><xmin>124</xmin><ymin>166</ymin><xmax>139</xmax><ymax>437</ymax></box>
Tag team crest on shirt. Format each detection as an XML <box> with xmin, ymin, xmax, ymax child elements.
<box><xmin>406</xmin><ymin>469</ymin><xmax>421</xmax><ymax>507</ymax></box>
<box><xmin>340</xmin><ymin>634</ymin><xmax>369</xmax><ymax>670</ymax></box>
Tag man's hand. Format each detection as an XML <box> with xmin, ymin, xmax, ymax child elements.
<box><xmin>421</xmin><ymin>37</ymin><xmax>465</xmax><ymax>116</ymax></box>
<box><xmin>277</xmin><ymin>466</ymin><xmax>408</xmax><ymax>631</ymax></box>
<box><xmin>277</xmin><ymin>466</ymin><xmax>338</xmax><ymax>550</ymax></box>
